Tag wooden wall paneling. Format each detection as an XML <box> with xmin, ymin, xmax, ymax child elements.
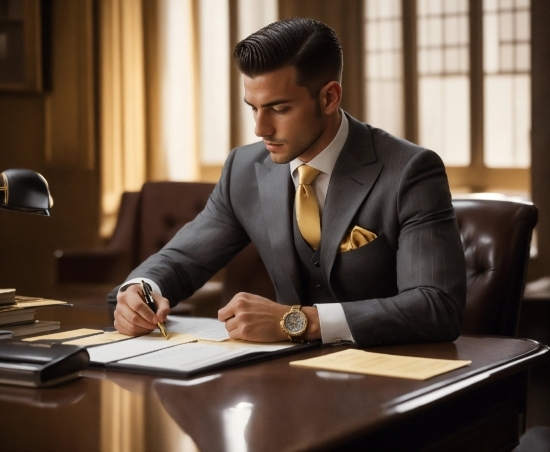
<box><xmin>528</xmin><ymin>0</ymin><xmax>550</xmax><ymax>280</ymax></box>
<box><xmin>44</xmin><ymin>0</ymin><xmax>95</xmax><ymax>170</ymax></box>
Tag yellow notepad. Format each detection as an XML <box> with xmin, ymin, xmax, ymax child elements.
<box><xmin>290</xmin><ymin>349</ymin><xmax>471</xmax><ymax>380</ymax></box>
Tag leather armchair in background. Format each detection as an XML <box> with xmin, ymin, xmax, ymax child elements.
<box><xmin>55</xmin><ymin>181</ymin><xmax>221</xmax><ymax>316</ymax></box>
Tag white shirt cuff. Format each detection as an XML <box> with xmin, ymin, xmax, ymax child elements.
<box><xmin>118</xmin><ymin>277</ymin><xmax>162</xmax><ymax>296</ymax></box>
<box><xmin>315</xmin><ymin>303</ymin><xmax>355</xmax><ymax>344</ymax></box>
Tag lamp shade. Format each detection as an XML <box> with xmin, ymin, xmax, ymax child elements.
<box><xmin>0</xmin><ymin>169</ymin><xmax>53</xmax><ymax>216</ymax></box>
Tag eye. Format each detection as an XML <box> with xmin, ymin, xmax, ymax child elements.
<box><xmin>273</xmin><ymin>107</ymin><xmax>289</xmax><ymax>115</ymax></box>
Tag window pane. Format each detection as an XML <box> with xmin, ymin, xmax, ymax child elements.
<box><xmin>445</xmin><ymin>48</ymin><xmax>460</xmax><ymax>73</ymax></box>
<box><xmin>483</xmin><ymin>0</ymin><xmax>531</xmax><ymax>168</ymax></box>
<box><xmin>428</xmin><ymin>48</ymin><xmax>443</xmax><ymax>73</ymax></box>
<box><xmin>515</xmin><ymin>10</ymin><xmax>530</xmax><ymax>41</ymax></box>
<box><xmin>418</xmin><ymin>1</ymin><xmax>470</xmax><ymax>165</ymax></box>
<box><xmin>499</xmin><ymin>12</ymin><xmax>514</xmax><ymax>41</ymax></box>
<box><xmin>380</xmin><ymin>21</ymin><xmax>393</xmax><ymax>50</ymax></box>
<box><xmin>500</xmin><ymin>44</ymin><xmax>514</xmax><ymax>71</ymax></box>
<box><xmin>418</xmin><ymin>18</ymin><xmax>429</xmax><ymax>46</ymax></box>
<box><xmin>444</xmin><ymin>17</ymin><xmax>459</xmax><ymax>45</ymax></box>
<box><xmin>419</xmin><ymin>77</ymin><xmax>470</xmax><ymax>166</ymax></box>
<box><xmin>484</xmin><ymin>75</ymin><xmax>530</xmax><ymax>167</ymax></box>
<box><xmin>516</xmin><ymin>43</ymin><xmax>530</xmax><ymax>71</ymax></box>
<box><xmin>199</xmin><ymin>0</ymin><xmax>229</xmax><ymax>164</ymax></box>
<box><xmin>427</xmin><ymin>0</ymin><xmax>442</xmax><ymax>15</ymax></box>
<box><xmin>236</xmin><ymin>0</ymin><xmax>278</xmax><ymax>146</ymax></box>
<box><xmin>367</xmin><ymin>81</ymin><xmax>404</xmax><ymax>136</ymax></box>
<box><xmin>364</xmin><ymin>0</ymin><xmax>404</xmax><ymax>137</ymax></box>
<box><xmin>446</xmin><ymin>0</ymin><xmax>460</xmax><ymax>14</ymax></box>
<box><xmin>427</xmin><ymin>17</ymin><xmax>442</xmax><ymax>46</ymax></box>
<box><xmin>367</xmin><ymin>21</ymin><xmax>379</xmax><ymax>50</ymax></box>
<box><xmin>484</xmin><ymin>12</ymin><xmax>499</xmax><ymax>73</ymax></box>
<box><xmin>367</xmin><ymin>53</ymin><xmax>380</xmax><ymax>78</ymax></box>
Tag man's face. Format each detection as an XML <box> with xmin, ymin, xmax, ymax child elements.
<box><xmin>243</xmin><ymin>66</ymin><xmax>328</xmax><ymax>164</ymax></box>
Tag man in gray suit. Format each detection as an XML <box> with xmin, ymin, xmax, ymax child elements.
<box><xmin>111</xmin><ymin>18</ymin><xmax>466</xmax><ymax>348</ymax></box>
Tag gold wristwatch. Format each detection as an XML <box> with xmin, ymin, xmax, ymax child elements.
<box><xmin>280</xmin><ymin>305</ymin><xmax>308</xmax><ymax>342</ymax></box>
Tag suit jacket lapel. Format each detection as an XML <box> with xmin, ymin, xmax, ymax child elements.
<box><xmin>321</xmin><ymin>114</ymin><xmax>383</xmax><ymax>285</ymax></box>
<box><xmin>255</xmin><ymin>157</ymin><xmax>303</xmax><ymax>305</ymax></box>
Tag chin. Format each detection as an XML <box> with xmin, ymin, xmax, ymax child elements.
<box><xmin>269</xmin><ymin>153</ymin><xmax>293</xmax><ymax>164</ymax></box>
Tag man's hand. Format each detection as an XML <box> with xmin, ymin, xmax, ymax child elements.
<box><xmin>114</xmin><ymin>284</ymin><xmax>170</xmax><ymax>336</ymax></box>
<box><xmin>218</xmin><ymin>292</ymin><xmax>321</xmax><ymax>342</ymax></box>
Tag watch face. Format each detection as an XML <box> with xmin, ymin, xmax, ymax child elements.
<box><xmin>284</xmin><ymin>312</ymin><xmax>307</xmax><ymax>335</ymax></box>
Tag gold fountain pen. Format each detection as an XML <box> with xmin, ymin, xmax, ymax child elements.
<box><xmin>140</xmin><ymin>280</ymin><xmax>168</xmax><ymax>340</ymax></box>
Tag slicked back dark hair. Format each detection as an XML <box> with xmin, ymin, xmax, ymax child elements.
<box><xmin>234</xmin><ymin>17</ymin><xmax>343</xmax><ymax>98</ymax></box>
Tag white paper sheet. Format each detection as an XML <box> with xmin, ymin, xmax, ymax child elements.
<box><xmin>162</xmin><ymin>316</ymin><xmax>230</xmax><ymax>341</ymax></box>
<box><xmin>117</xmin><ymin>341</ymin><xmax>293</xmax><ymax>373</ymax></box>
<box><xmin>87</xmin><ymin>333</ymin><xmax>196</xmax><ymax>364</ymax></box>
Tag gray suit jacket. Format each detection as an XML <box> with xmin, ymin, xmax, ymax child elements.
<box><xmin>113</xmin><ymin>113</ymin><xmax>466</xmax><ymax>348</ymax></box>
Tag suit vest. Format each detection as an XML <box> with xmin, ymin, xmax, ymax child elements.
<box><xmin>292</xmin><ymin>209</ymin><xmax>335</xmax><ymax>306</ymax></box>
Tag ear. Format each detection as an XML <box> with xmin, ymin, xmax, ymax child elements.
<box><xmin>319</xmin><ymin>81</ymin><xmax>342</xmax><ymax>115</ymax></box>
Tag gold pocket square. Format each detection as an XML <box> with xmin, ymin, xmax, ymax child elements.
<box><xmin>340</xmin><ymin>226</ymin><xmax>377</xmax><ymax>253</ymax></box>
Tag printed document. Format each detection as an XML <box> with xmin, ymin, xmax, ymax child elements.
<box><xmin>117</xmin><ymin>341</ymin><xmax>293</xmax><ymax>373</ymax></box>
<box><xmin>88</xmin><ymin>333</ymin><xmax>196</xmax><ymax>364</ymax></box>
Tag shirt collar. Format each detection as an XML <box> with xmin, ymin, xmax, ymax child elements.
<box><xmin>290</xmin><ymin>111</ymin><xmax>349</xmax><ymax>177</ymax></box>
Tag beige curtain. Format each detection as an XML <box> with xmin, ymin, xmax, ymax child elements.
<box><xmin>144</xmin><ymin>0</ymin><xmax>201</xmax><ymax>183</ymax></box>
<box><xmin>99</xmin><ymin>0</ymin><xmax>147</xmax><ymax>237</ymax></box>
<box><xmin>99</xmin><ymin>0</ymin><xmax>201</xmax><ymax>237</ymax></box>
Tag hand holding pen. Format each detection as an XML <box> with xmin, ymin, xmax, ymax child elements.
<box><xmin>140</xmin><ymin>280</ymin><xmax>169</xmax><ymax>340</ymax></box>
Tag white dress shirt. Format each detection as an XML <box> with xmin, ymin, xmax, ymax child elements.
<box><xmin>289</xmin><ymin>111</ymin><xmax>355</xmax><ymax>344</ymax></box>
<box><xmin>122</xmin><ymin>111</ymin><xmax>355</xmax><ymax>344</ymax></box>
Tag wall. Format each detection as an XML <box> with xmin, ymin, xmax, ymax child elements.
<box><xmin>0</xmin><ymin>0</ymin><xmax>101</xmax><ymax>297</ymax></box>
<box><xmin>0</xmin><ymin>0</ymin><xmax>549</xmax><ymax>299</ymax></box>
<box><xmin>528</xmin><ymin>0</ymin><xmax>550</xmax><ymax>281</ymax></box>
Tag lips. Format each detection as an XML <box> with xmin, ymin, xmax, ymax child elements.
<box><xmin>264</xmin><ymin>141</ymin><xmax>284</xmax><ymax>152</ymax></box>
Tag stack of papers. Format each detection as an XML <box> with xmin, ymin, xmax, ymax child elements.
<box><xmin>0</xmin><ymin>296</ymin><xmax>67</xmax><ymax>339</ymax></box>
<box><xmin>26</xmin><ymin>316</ymin><xmax>306</xmax><ymax>377</ymax></box>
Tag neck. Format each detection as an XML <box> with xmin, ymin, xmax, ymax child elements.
<box><xmin>299</xmin><ymin>110</ymin><xmax>342</xmax><ymax>163</ymax></box>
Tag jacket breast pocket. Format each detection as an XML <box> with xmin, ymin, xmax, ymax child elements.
<box><xmin>331</xmin><ymin>234</ymin><xmax>398</xmax><ymax>301</ymax></box>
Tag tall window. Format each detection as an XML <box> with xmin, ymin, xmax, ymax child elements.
<box><xmin>363</xmin><ymin>0</ymin><xmax>531</xmax><ymax>194</ymax></box>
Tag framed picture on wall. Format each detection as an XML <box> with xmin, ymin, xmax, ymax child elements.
<box><xmin>0</xmin><ymin>0</ymin><xmax>42</xmax><ymax>92</ymax></box>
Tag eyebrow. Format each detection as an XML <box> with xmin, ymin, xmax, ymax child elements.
<box><xmin>243</xmin><ymin>98</ymin><xmax>293</xmax><ymax>108</ymax></box>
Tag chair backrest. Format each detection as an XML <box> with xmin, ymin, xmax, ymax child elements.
<box><xmin>454</xmin><ymin>197</ymin><xmax>538</xmax><ymax>336</ymax></box>
<box><xmin>222</xmin><ymin>197</ymin><xmax>538</xmax><ymax>338</ymax></box>
<box><xmin>137</xmin><ymin>181</ymin><xmax>216</xmax><ymax>265</ymax></box>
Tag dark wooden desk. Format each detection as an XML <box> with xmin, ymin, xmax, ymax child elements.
<box><xmin>0</xmin><ymin>302</ymin><xmax>548</xmax><ymax>452</ymax></box>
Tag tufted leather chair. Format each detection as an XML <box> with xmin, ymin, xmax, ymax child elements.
<box><xmin>55</xmin><ymin>182</ymin><xmax>221</xmax><ymax>316</ymax></box>
<box><xmin>454</xmin><ymin>197</ymin><xmax>538</xmax><ymax>336</ymax></box>
<box><xmin>56</xmin><ymin>182</ymin><xmax>217</xmax><ymax>285</ymax></box>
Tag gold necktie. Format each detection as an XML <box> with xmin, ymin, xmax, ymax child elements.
<box><xmin>296</xmin><ymin>164</ymin><xmax>322</xmax><ymax>250</ymax></box>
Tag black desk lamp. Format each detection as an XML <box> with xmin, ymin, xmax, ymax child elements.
<box><xmin>0</xmin><ymin>169</ymin><xmax>53</xmax><ymax>216</ymax></box>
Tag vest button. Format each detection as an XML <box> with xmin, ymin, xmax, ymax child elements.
<box><xmin>314</xmin><ymin>262</ymin><xmax>320</xmax><ymax>267</ymax></box>
<box><xmin>315</xmin><ymin>284</ymin><xmax>321</xmax><ymax>289</ymax></box>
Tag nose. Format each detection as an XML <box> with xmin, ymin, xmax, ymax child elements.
<box><xmin>254</xmin><ymin>110</ymin><xmax>274</xmax><ymax>138</ymax></box>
